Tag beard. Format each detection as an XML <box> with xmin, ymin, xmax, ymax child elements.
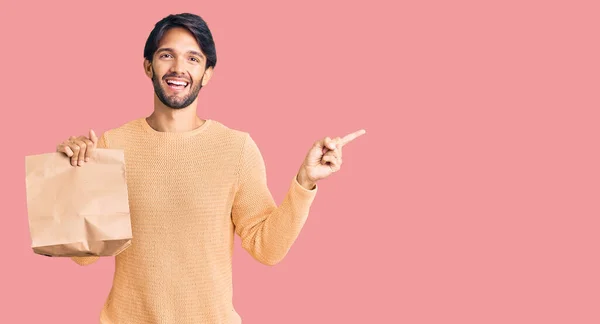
<box><xmin>152</xmin><ymin>73</ymin><xmax>203</xmax><ymax>109</ymax></box>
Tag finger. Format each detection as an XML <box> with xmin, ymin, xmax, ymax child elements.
<box><xmin>332</xmin><ymin>157</ymin><xmax>342</xmax><ymax>172</ymax></box>
<box><xmin>73</xmin><ymin>139</ymin><xmax>88</xmax><ymax>166</ymax></box>
<box><xmin>322</xmin><ymin>155</ymin><xmax>340</xmax><ymax>172</ymax></box>
<box><xmin>324</xmin><ymin>137</ymin><xmax>336</xmax><ymax>151</ymax></box>
<box><xmin>332</xmin><ymin>153</ymin><xmax>342</xmax><ymax>168</ymax></box>
<box><xmin>335</xmin><ymin>148</ymin><xmax>342</xmax><ymax>159</ymax></box>
<box><xmin>81</xmin><ymin>138</ymin><xmax>95</xmax><ymax>162</ymax></box>
<box><xmin>323</xmin><ymin>150</ymin><xmax>339</xmax><ymax>160</ymax></box>
<box><xmin>333</xmin><ymin>137</ymin><xmax>343</xmax><ymax>158</ymax></box>
<box><xmin>56</xmin><ymin>143</ymin><xmax>74</xmax><ymax>157</ymax></box>
<box><xmin>322</xmin><ymin>154</ymin><xmax>336</xmax><ymax>165</ymax></box>
<box><xmin>341</xmin><ymin>129</ymin><xmax>366</xmax><ymax>146</ymax></box>
<box><xmin>311</xmin><ymin>139</ymin><xmax>326</xmax><ymax>161</ymax></box>
<box><xmin>89</xmin><ymin>129</ymin><xmax>98</xmax><ymax>148</ymax></box>
<box><xmin>318</xmin><ymin>137</ymin><xmax>330</xmax><ymax>154</ymax></box>
<box><xmin>313</xmin><ymin>138</ymin><xmax>325</xmax><ymax>151</ymax></box>
<box><xmin>67</xmin><ymin>142</ymin><xmax>81</xmax><ymax>166</ymax></box>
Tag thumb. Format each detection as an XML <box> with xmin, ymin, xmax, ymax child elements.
<box><xmin>314</xmin><ymin>138</ymin><xmax>325</xmax><ymax>150</ymax></box>
<box><xmin>306</xmin><ymin>139</ymin><xmax>326</xmax><ymax>164</ymax></box>
<box><xmin>318</xmin><ymin>136</ymin><xmax>336</xmax><ymax>154</ymax></box>
<box><xmin>89</xmin><ymin>129</ymin><xmax>98</xmax><ymax>147</ymax></box>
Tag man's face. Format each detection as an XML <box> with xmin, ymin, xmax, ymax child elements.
<box><xmin>145</xmin><ymin>27</ymin><xmax>212</xmax><ymax>109</ymax></box>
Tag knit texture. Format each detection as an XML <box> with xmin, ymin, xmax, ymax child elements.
<box><xmin>71</xmin><ymin>118</ymin><xmax>317</xmax><ymax>324</ymax></box>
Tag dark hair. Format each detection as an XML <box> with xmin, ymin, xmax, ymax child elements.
<box><xmin>143</xmin><ymin>13</ymin><xmax>217</xmax><ymax>69</ymax></box>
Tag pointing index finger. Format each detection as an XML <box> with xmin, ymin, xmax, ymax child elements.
<box><xmin>340</xmin><ymin>129</ymin><xmax>366</xmax><ymax>146</ymax></box>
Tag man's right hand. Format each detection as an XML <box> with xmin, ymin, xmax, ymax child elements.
<box><xmin>56</xmin><ymin>129</ymin><xmax>98</xmax><ymax>166</ymax></box>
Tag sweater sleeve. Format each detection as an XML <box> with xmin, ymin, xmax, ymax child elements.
<box><xmin>231</xmin><ymin>134</ymin><xmax>318</xmax><ymax>266</ymax></box>
<box><xmin>71</xmin><ymin>132</ymin><xmax>108</xmax><ymax>266</ymax></box>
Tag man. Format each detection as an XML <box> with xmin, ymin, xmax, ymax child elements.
<box><xmin>56</xmin><ymin>13</ymin><xmax>365</xmax><ymax>323</ymax></box>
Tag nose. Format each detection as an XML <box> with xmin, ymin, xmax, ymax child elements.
<box><xmin>170</xmin><ymin>56</ymin><xmax>186</xmax><ymax>74</ymax></box>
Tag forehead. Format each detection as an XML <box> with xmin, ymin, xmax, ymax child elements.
<box><xmin>157</xmin><ymin>27</ymin><xmax>202</xmax><ymax>52</ymax></box>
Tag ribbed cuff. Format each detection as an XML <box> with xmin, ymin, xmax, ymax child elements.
<box><xmin>290</xmin><ymin>176</ymin><xmax>318</xmax><ymax>205</ymax></box>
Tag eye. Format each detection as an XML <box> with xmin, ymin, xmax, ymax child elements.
<box><xmin>190</xmin><ymin>57</ymin><xmax>200</xmax><ymax>62</ymax></box>
<box><xmin>160</xmin><ymin>53</ymin><xmax>173</xmax><ymax>59</ymax></box>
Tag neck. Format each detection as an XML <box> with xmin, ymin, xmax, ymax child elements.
<box><xmin>147</xmin><ymin>96</ymin><xmax>205</xmax><ymax>132</ymax></box>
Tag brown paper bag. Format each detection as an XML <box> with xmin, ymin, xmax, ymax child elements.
<box><xmin>25</xmin><ymin>148</ymin><xmax>132</xmax><ymax>257</ymax></box>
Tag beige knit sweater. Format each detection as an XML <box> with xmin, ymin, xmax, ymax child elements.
<box><xmin>71</xmin><ymin>118</ymin><xmax>318</xmax><ymax>324</ymax></box>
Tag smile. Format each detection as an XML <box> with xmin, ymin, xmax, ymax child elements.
<box><xmin>165</xmin><ymin>78</ymin><xmax>189</xmax><ymax>90</ymax></box>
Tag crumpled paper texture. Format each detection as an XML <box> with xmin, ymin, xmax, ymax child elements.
<box><xmin>25</xmin><ymin>148</ymin><xmax>132</xmax><ymax>257</ymax></box>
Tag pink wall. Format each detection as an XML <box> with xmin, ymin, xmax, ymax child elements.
<box><xmin>3</xmin><ymin>0</ymin><xmax>599</xmax><ymax>323</ymax></box>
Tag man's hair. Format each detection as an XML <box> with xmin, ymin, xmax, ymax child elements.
<box><xmin>143</xmin><ymin>13</ymin><xmax>217</xmax><ymax>69</ymax></box>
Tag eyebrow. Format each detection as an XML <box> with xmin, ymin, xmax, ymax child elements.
<box><xmin>156</xmin><ymin>48</ymin><xmax>205</xmax><ymax>59</ymax></box>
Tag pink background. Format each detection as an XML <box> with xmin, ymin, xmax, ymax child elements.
<box><xmin>2</xmin><ymin>0</ymin><xmax>599</xmax><ymax>323</ymax></box>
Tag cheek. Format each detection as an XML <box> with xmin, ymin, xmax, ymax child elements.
<box><xmin>151</xmin><ymin>63</ymin><xmax>169</xmax><ymax>78</ymax></box>
<box><xmin>191</xmin><ymin>68</ymin><xmax>206</xmax><ymax>82</ymax></box>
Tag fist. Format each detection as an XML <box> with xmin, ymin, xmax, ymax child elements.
<box><xmin>56</xmin><ymin>129</ymin><xmax>98</xmax><ymax>166</ymax></box>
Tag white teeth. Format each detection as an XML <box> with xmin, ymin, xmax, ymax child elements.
<box><xmin>166</xmin><ymin>80</ymin><xmax>188</xmax><ymax>86</ymax></box>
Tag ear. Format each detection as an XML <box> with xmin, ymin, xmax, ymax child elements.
<box><xmin>143</xmin><ymin>59</ymin><xmax>153</xmax><ymax>79</ymax></box>
<box><xmin>201</xmin><ymin>66</ymin><xmax>214</xmax><ymax>86</ymax></box>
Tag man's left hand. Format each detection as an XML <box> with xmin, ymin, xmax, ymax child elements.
<box><xmin>296</xmin><ymin>129</ymin><xmax>366</xmax><ymax>190</ymax></box>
